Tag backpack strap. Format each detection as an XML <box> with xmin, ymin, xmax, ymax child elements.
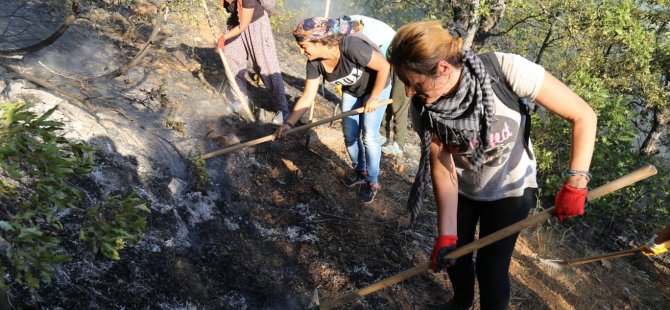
<box><xmin>478</xmin><ymin>52</ymin><xmax>534</xmax><ymax>159</ymax></box>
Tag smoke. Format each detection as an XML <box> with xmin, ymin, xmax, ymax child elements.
<box><xmin>282</xmin><ymin>0</ymin><xmax>368</xmax><ymax>19</ymax></box>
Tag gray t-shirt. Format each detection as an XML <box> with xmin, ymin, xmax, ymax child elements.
<box><xmin>410</xmin><ymin>52</ymin><xmax>545</xmax><ymax>200</ymax></box>
<box><xmin>458</xmin><ymin>52</ymin><xmax>544</xmax><ymax>200</ymax></box>
<box><xmin>305</xmin><ymin>36</ymin><xmax>390</xmax><ymax>97</ymax></box>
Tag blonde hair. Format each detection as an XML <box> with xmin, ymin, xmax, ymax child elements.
<box><xmin>387</xmin><ymin>20</ymin><xmax>463</xmax><ymax>83</ymax></box>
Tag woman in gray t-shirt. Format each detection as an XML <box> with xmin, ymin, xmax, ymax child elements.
<box><xmin>388</xmin><ymin>20</ymin><xmax>597</xmax><ymax>309</ymax></box>
<box><xmin>276</xmin><ymin>16</ymin><xmax>392</xmax><ymax>204</ymax></box>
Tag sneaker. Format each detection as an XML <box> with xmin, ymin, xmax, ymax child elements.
<box><xmin>358</xmin><ymin>181</ymin><xmax>380</xmax><ymax>203</ymax></box>
<box><xmin>271</xmin><ymin>111</ymin><xmax>284</xmax><ymax>125</ymax></box>
<box><xmin>340</xmin><ymin>170</ymin><xmax>367</xmax><ymax>187</ymax></box>
<box><xmin>379</xmin><ymin>135</ymin><xmax>388</xmax><ymax>146</ymax></box>
<box><xmin>231</xmin><ymin>100</ymin><xmax>242</xmax><ymax>112</ymax></box>
<box><xmin>382</xmin><ymin>141</ymin><xmax>403</xmax><ymax>157</ymax></box>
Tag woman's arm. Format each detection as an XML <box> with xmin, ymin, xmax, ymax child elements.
<box><xmin>223</xmin><ymin>5</ymin><xmax>254</xmax><ymax>41</ymax></box>
<box><xmin>363</xmin><ymin>50</ymin><xmax>391</xmax><ymax>113</ymax></box>
<box><xmin>534</xmin><ymin>71</ymin><xmax>597</xmax><ymax>189</ymax></box>
<box><xmin>430</xmin><ymin>140</ymin><xmax>458</xmax><ymax>235</ymax></box>
<box><xmin>276</xmin><ymin>77</ymin><xmax>320</xmax><ymax>137</ymax></box>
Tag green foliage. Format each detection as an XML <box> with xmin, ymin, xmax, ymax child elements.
<box><xmin>493</xmin><ymin>0</ymin><xmax>670</xmax><ymax>230</ymax></box>
<box><xmin>0</xmin><ymin>103</ymin><xmax>92</xmax><ymax>289</ymax></box>
<box><xmin>165</xmin><ymin>119</ymin><xmax>186</xmax><ymax>136</ymax></box>
<box><xmin>358</xmin><ymin>0</ymin><xmax>454</xmax><ymax>29</ymax></box>
<box><xmin>263</xmin><ymin>0</ymin><xmax>298</xmax><ymax>32</ymax></box>
<box><xmin>0</xmin><ymin>102</ymin><xmax>149</xmax><ymax>289</ymax></box>
<box><xmin>190</xmin><ymin>150</ymin><xmax>212</xmax><ymax>191</ymax></box>
<box><xmin>80</xmin><ymin>194</ymin><xmax>150</xmax><ymax>260</ymax></box>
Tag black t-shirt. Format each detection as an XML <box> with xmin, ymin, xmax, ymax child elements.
<box><xmin>226</xmin><ymin>0</ymin><xmax>265</xmax><ymax>27</ymax></box>
<box><xmin>305</xmin><ymin>36</ymin><xmax>390</xmax><ymax>97</ymax></box>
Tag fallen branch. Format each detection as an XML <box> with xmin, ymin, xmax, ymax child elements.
<box><xmin>0</xmin><ymin>1</ymin><xmax>79</xmax><ymax>55</ymax></box>
<box><xmin>95</xmin><ymin>3</ymin><xmax>169</xmax><ymax>79</ymax></box>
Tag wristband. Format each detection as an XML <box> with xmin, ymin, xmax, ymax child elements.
<box><xmin>566</xmin><ymin>169</ymin><xmax>592</xmax><ymax>181</ymax></box>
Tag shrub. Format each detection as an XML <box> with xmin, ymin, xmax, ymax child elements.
<box><xmin>0</xmin><ymin>102</ymin><xmax>149</xmax><ymax>289</ymax></box>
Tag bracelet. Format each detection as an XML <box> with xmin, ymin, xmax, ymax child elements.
<box><xmin>283</xmin><ymin>122</ymin><xmax>294</xmax><ymax>129</ymax></box>
<box><xmin>566</xmin><ymin>169</ymin><xmax>592</xmax><ymax>181</ymax></box>
<box><xmin>369</xmin><ymin>97</ymin><xmax>379</xmax><ymax>101</ymax></box>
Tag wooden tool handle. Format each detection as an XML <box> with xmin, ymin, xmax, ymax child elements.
<box><xmin>320</xmin><ymin>165</ymin><xmax>657</xmax><ymax>310</ymax></box>
<box><xmin>201</xmin><ymin>0</ymin><xmax>256</xmax><ymax>122</ymax></box>
<box><xmin>200</xmin><ymin>99</ymin><xmax>392</xmax><ymax>160</ymax></box>
<box><xmin>217</xmin><ymin>49</ymin><xmax>256</xmax><ymax>122</ymax></box>
<box><xmin>566</xmin><ymin>247</ymin><xmax>642</xmax><ymax>266</ymax></box>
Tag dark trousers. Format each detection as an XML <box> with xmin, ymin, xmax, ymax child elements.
<box><xmin>380</xmin><ymin>73</ymin><xmax>410</xmax><ymax>147</ymax></box>
<box><xmin>447</xmin><ymin>188</ymin><xmax>536</xmax><ymax>310</ymax></box>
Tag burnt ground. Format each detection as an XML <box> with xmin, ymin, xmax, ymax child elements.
<box><xmin>1</xmin><ymin>1</ymin><xmax>669</xmax><ymax>309</ymax></box>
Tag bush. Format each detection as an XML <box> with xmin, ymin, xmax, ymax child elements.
<box><xmin>0</xmin><ymin>102</ymin><xmax>149</xmax><ymax>289</ymax></box>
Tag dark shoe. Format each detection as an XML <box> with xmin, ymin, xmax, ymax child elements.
<box><xmin>358</xmin><ymin>181</ymin><xmax>380</xmax><ymax>203</ymax></box>
<box><xmin>444</xmin><ymin>299</ymin><xmax>472</xmax><ymax>310</ymax></box>
<box><xmin>340</xmin><ymin>170</ymin><xmax>367</xmax><ymax>187</ymax></box>
<box><xmin>380</xmin><ymin>135</ymin><xmax>388</xmax><ymax>146</ymax></box>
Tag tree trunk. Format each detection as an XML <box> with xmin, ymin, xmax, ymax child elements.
<box><xmin>639</xmin><ymin>106</ymin><xmax>670</xmax><ymax>156</ymax></box>
<box><xmin>449</xmin><ymin>0</ymin><xmax>507</xmax><ymax>51</ymax></box>
<box><xmin>462</xmin><ymin>0</ymin><xmax>481</xmax><ymax>51</ymax></box>
<box><xmin>472</xmin><ymin>0</ymin><xmax>506</xmax><ymax>50</ymax></box>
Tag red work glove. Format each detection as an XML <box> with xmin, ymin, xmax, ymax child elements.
<box><xmin>216</xmin><ymin>35</ymin><xmax>226</xmax><ymax>53</ymax></box>
<box><xmin>431</xmin><ymin>235</ymin><xmax>458</xmax><ymax>271</ymax></box>
<box><xmin>554</xmin><ymin>182</ymin><xmax>587</xmax><ymax>222</ymax></box>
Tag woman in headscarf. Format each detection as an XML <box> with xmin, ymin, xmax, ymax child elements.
<box><xmin>276</xmin><ymin>16</ymin><xmax>391</xmax><ymax>204</ymax></box>
<box><xmin>387</xmin><ymin>20</ymin><xmax>597</xmax><ymax>309</ymax></box>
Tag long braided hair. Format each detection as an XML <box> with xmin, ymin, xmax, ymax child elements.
<box><xmin>388</xmin><ymin>21</ymin><xmax>496</xmax><ymax>222</ymax></box>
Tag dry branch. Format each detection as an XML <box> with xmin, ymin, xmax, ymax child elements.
<box><xmin>94</xmin><ymin>4</ymin><xmax>169</xmax><ymax>80</ymax></box>
<box><xmin>0</xmin><ymin>1</ymin><xmax>79</xmax><ymax>55</ymax></box>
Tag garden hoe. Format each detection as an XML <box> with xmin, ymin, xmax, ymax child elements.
<box><xmin>200</xmin><ymin>0</ymin><xmax>255</xmax><ymax>122</ymax></box>
<box><xmin>307</xmin><ymin>165</ymin><xmax>658</xmax><ymax>310</ymax></box>
<box><xmin>199</xmin><ymin>99</ymin><xmax>392</xmax><ymax>160</ymax></box>
<box><xmin>539</xmin><ymin>247</ymin><xmax>643</xmax><ymax>274</ymax></box>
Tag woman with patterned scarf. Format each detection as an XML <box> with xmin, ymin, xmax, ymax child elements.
<box><xmin>276</xmin><ymin>16</ymin><xmax>392</xmax><ymax>204</ymax></box>
<box><xmin>387</xmin><ymin>21</ymin><xmax>597</xmax><ymax>310</ymax></box>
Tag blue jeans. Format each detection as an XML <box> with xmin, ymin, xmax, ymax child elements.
<box><xmin>341</xmin><ymin>84</ymin><xmax>391</xmax><ymax>184</ymax></box>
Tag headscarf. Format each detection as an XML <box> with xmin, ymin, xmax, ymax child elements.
<box><xmin>293</xmin><ymin>16</ymin><xmax>354</xmax><ymax>42</ymax></box>
<box><xmin>407</xmin><ymin>48</ymin><xmax>496</xmax><ymax>223</ymax></box>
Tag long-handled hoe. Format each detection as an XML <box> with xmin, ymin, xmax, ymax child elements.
<box><xmin>539</xmin><ymin>246</ymin><xmax>644</xmax><ymax>274</ymax></box>
<box><xmin>198</xmin><ymin>99</ymin><xmax>392</xmax><ymax>160</ymax></box>
<box><xmin>308</xmin><ymin>165</ymin><xmax>658</xmax><ymax>310</ymax></box>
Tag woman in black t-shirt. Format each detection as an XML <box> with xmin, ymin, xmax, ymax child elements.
<box><xmin>276</xmin><ymin>16</ymin><xmax>392</xmax><ymax>204</ymax></box>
